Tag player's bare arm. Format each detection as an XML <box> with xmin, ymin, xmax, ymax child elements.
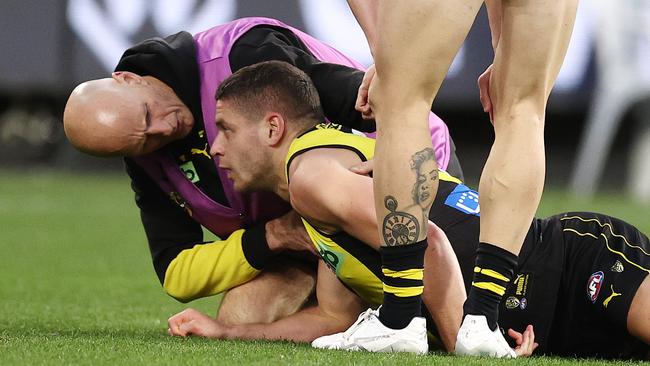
<box><xmin>168</xmin><ymin>260</ymin><xmax>365</xmax><ymax>342</ymax></box>
<box><xmin>422</xmin><ymin>221</ymin><xmax>466</xmax><ymax>351</ymax></box>
<box><xmin>265</xmin><ymin>210</ymin><xmax>318</xmax><ymax>254</ymax></box>
<box><xmin>288</xmin><ymin>148</ymin><xmax>380</xmax><ymax>249</ymax></box>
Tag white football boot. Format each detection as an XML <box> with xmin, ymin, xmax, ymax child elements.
<box><xmin>455</xmin><ymin>315</ymin><xmax>516</xmax><ymax>358</ymax></box>
<box><xmin>311</xmin><ymin>308</ymin><xmax>428</xmax><ymax>355</ymax></box>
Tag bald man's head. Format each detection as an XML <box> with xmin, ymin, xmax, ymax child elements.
<box><xmin>63</xmin><ymin>71</ymin><xmax>194</xmax><ymax>157</ymax></box>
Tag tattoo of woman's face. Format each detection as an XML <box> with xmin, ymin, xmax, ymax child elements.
<box><xmin>410</xmin><ymin>148</ymin><xmax>438</xmax><ymax>210</ymax></box>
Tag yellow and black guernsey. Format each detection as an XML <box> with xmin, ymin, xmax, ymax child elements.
<box><xmin>285</xmin><ymin>124</ymin><xmax>481</xmax><ymax>308</ymax></box>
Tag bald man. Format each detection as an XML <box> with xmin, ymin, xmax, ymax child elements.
<box><xmin>65</xmin><ymin>73</ymin><xmax>194</xmax><ymax>156</ymax></box>
<box><xmin>64</xmin><ymin>17</ymin><xmax>463</xmax><ymax>324</ymax></box>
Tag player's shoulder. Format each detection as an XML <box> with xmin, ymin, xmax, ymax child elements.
<box><xmin>289</xmin><ymin>150</ymin><xmax>340</xmax><ymax>189</ymax></box>
<box><xmin>289</xmin><ymin>149</ymin><xmax>353</xmax><ymax>199</ymax></box>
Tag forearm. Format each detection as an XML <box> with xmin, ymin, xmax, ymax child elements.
<box><xmin>169</xmin><ymin>262</ymin><xmax>365</xmax><ymax>342</ymax></box>
<box><xmin>427</xmin><ymin>273</ymin><xmax>465</xmax><ymax>353</ymax></box>
<box><xmin>348</xmin><ymin>0</ymin><xmax>378</xmax><ymax>55</ymax></box>
<box><xmin>484</xmin><ymin>0</ymin><xmax>502</xmax><ymax>50</ymax></box>
<box><xmin>225</xmin><ymin>306</ymin><xmax>352</xmax><ymax>343</ymax></box>
<box><xmin>423</xmin><ymin>221</ymin><xmax>467</xmax><ymax>352</ymax></box>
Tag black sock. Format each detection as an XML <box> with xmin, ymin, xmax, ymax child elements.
<box><xmin>378</xmin><ymin>240</ymin><xmax>426</xmax><ymax>329</ymax></box>
<box><xmin>463</xmin><ymin>242</ymin><xmax>518</xmax><ymax>331</ymax></box>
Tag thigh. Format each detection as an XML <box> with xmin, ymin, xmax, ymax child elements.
<box><xmin>372</xmin><ymin>0</ymin><xmax>482</xmax><ymax>101</ymax></box>
<box><xmin>491</xmin><ymin>0</ymin><xmax>578</xmax><ymax>113</ymax></box>
<box><xmin>216</xmin><ymin>256</ymin><xmax>317</xmax><ymax>325</ymax></box>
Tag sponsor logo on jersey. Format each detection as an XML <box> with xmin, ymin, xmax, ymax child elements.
<box><xmin>513</xmin><ymin>273</ymin><xmax>531</xmax><ymax>297</ymax></box>
<box><xmin>610</xmin><ymin>260</ymin><xmax>624</xmax><ymax>273</ymax></box>
<box><xmin>444</xmin><ymin>184</ymin><xmax>480</xmax><ymax>216</ymax></box>
<box><xmin>190</xmin><ymin>143</ymin><xmax>211</xmax><ymax>159</ymax></box>
<box><xmin>316</xmin><ymin>122</ymin><xmax>342</xmax><ymax>130</ymax></box>
<box><xmin>519</xmin><ymin>297</ymin><xmax>528</xmax><ymax>310</ymax></box>
<box><xmin>315</xmin><ymin>241</ymin><xmax>344</xmax><ymax>274</ymax></box>
<box><xmin>505</xmin><ymin>296</ymin><xmax>528</xmax><ymax>311</ymax></box>
<box><xmin>587</xmin><ymin>271</ymin><xmax>605</xmax><ymax>303</ymax></box>
<box><xmin>603</xmin><ymin>285</ymin><xmax>622</xmax><ymax>308</ymax></box>
<box><xmin>180</xmin><ymin>160</ymin><xmax>200</xmax><ymax>183</ymax></box>
<box><xmin>505</xmin><ymin>296</ymin><xmax>520</xmax><ymax>309</ymax></box>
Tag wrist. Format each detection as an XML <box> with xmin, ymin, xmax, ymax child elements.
<box><xmin>241</xmin><ymin>223</ymin><xmax>274</xmax><ymax>270</ymax></box>
<box><xmin>222</xmin><ymin>323</ymin><xmax>239</xmax><ymax>340</ymax></box>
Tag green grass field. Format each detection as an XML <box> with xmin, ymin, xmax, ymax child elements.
<box><xmin>1</xmin><ymin>170</ymin><xmax>648</xmax><ymax>365</ymax></box>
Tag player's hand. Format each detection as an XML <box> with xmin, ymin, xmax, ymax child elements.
<box><xmin>168</xmin><ymin>308</ymin><xmax>229</xmax><ymax>339</ymax></box>
<box><xmin>349</xmin><ymin>159</ymin><xmax>374</xmax><ymax>175</ymax></box>
<box><xmin>266</xmin><ymin>210</ymin><xmax>317</xmax><ymax>255</ymax></box>
<box><xmin>355</xmin><ymin>64</ymin><xmax>376</xmax><ymax>120</ymax></box>
<box><xmin>508</xmin><ymin>325</ymin><xmax>539</xmax><ymax>357</ymax></box>
<box><xmin>477</xmin><ymin>64</ymin><xmax>494</xmax><ymax>124</ymax></box>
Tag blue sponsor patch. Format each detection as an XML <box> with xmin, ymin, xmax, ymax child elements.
<box><xmin>444</xmin><ymin>184</ymin><xmax>480</xmax><ymax>216</ymax></box>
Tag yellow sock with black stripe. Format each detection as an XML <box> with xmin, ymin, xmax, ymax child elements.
<box><xmin>378</xmin><ymin>240</ymin><xmax>426</xmax><ymax>329</ymax></box>
<box><xmin>463</xmin><ymin>242</ymin><xmax>518</xmax><ymax>331</ymax></box>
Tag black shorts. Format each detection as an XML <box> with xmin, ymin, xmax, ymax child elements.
<box><xmin>500</xmin><ymin>212</ymin><xmax>650</xmax><ymax>359</ymax></box>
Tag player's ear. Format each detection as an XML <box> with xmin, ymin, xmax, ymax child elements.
<box><xmin>264</xmin><ymin>112</ymin><xmax>285</xmax><ymax>146</ymax></box>
<box><xmin>112</xmin><ymin>71</ymin><xmax>145</xmax><ymax>85</ymax></box>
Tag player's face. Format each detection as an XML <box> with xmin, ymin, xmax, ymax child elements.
<box><xmin>211</xmin><ymin>100</ymin><xmax>269</xmax><ymax>193</ymax></box>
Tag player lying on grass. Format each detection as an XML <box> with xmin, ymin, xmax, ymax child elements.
<box><xmin>168</xmin><ymin>61</ymin><xmax>650</xmax><ymax>360</ymax></box>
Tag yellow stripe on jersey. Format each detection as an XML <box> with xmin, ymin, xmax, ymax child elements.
<box><xmin>561</xmin><ymin>215</ymin><xmax>650</xmax><ymax>257</ymax></box>
<box><xmin>562</xmin><ymin>228</ymin><xmax>598</xmax><ymax>240</ymax></box>
<box><xmin>472</xmin><ymin>281</ymin><xmax>507</xmax><ymax>296</ymax></box>
<box><xmin>383</xmin><ymin>283</ymin><xmax>426</xmax><ymax>298</ymax></box>
<box><xmin>563</xmin><ymin>228</ymin><xmax>650</xmax><ymax>274</ymax></box>
<box><xmin>163</xmin><ymin>229</ymin><xmax>259</xmax><ymax>303</ymax></box>
<box><xmin>439</xmin><ymin>170</ymin><xmax>462</xmax><ymax>184</ymax></box>
<box><xmin>382</xmin><ymin>268</ymin><xmax>425</xmax><ymax>280</ymax></box>
<box><xmin>473</xmin><ymin>266</ymin><xmax>511</xmax><ymax>282</ymax></box>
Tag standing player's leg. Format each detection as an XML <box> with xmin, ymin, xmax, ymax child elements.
<box><xmin>320</xmin><ymin>0</ymin><xmax>483</xmax><ymax>354</ymax></box>
<box><xmin>371</xmin><ymin>0</ymin><xmax>480</xmax><ymax>334</ymax></box>
<box><xmin>457</xmin><ymin>0</ymin><xmax>578</xmax><ymax>356</ymax></box>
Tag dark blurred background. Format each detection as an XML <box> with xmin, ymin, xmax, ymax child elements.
<box><xmin>1</xmin><ymin>0</ymin><xmax>649</xmax><ymax>199</ymax></box>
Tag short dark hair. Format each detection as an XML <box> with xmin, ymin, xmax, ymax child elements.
<box><xmin>216</xmin><ymin>60</ymin><xmax>324</xmax><ymax>130</ymax></box>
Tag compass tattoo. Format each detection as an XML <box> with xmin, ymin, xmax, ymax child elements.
<box><xmin>382</xmin><ymin>196</ymin><xmax>420</xmax><ymax>246</ymax></box>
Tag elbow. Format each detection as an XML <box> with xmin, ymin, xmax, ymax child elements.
<box><xmin>163</xmin><ymin>278</ymin><xmax>198</xmax><ymax>303</ymax></box>
<box><xmin>162</xmin><ymin>257</ymin><xmax>203</xmax><ymax>303</ymax></box>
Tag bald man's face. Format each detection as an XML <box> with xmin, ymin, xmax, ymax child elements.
<box><xmin>64</xmin><ymin>72</ymin><xmax>194</xmax><ymax>156</ymax></box>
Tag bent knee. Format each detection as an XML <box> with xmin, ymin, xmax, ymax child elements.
<box><xmin>217</xmin><ymin>260</ymin><xmax>316</xmax><ymax>325</ymax></box>
<box><xmin>369</xmin><ymin>74</ymin><xmax>438</xmax><ymax>114</ymax></box>
<box><xmin>492</xmin><ymin>98</ymin><xmax>546</xmax><ymax>136</ymax></box>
